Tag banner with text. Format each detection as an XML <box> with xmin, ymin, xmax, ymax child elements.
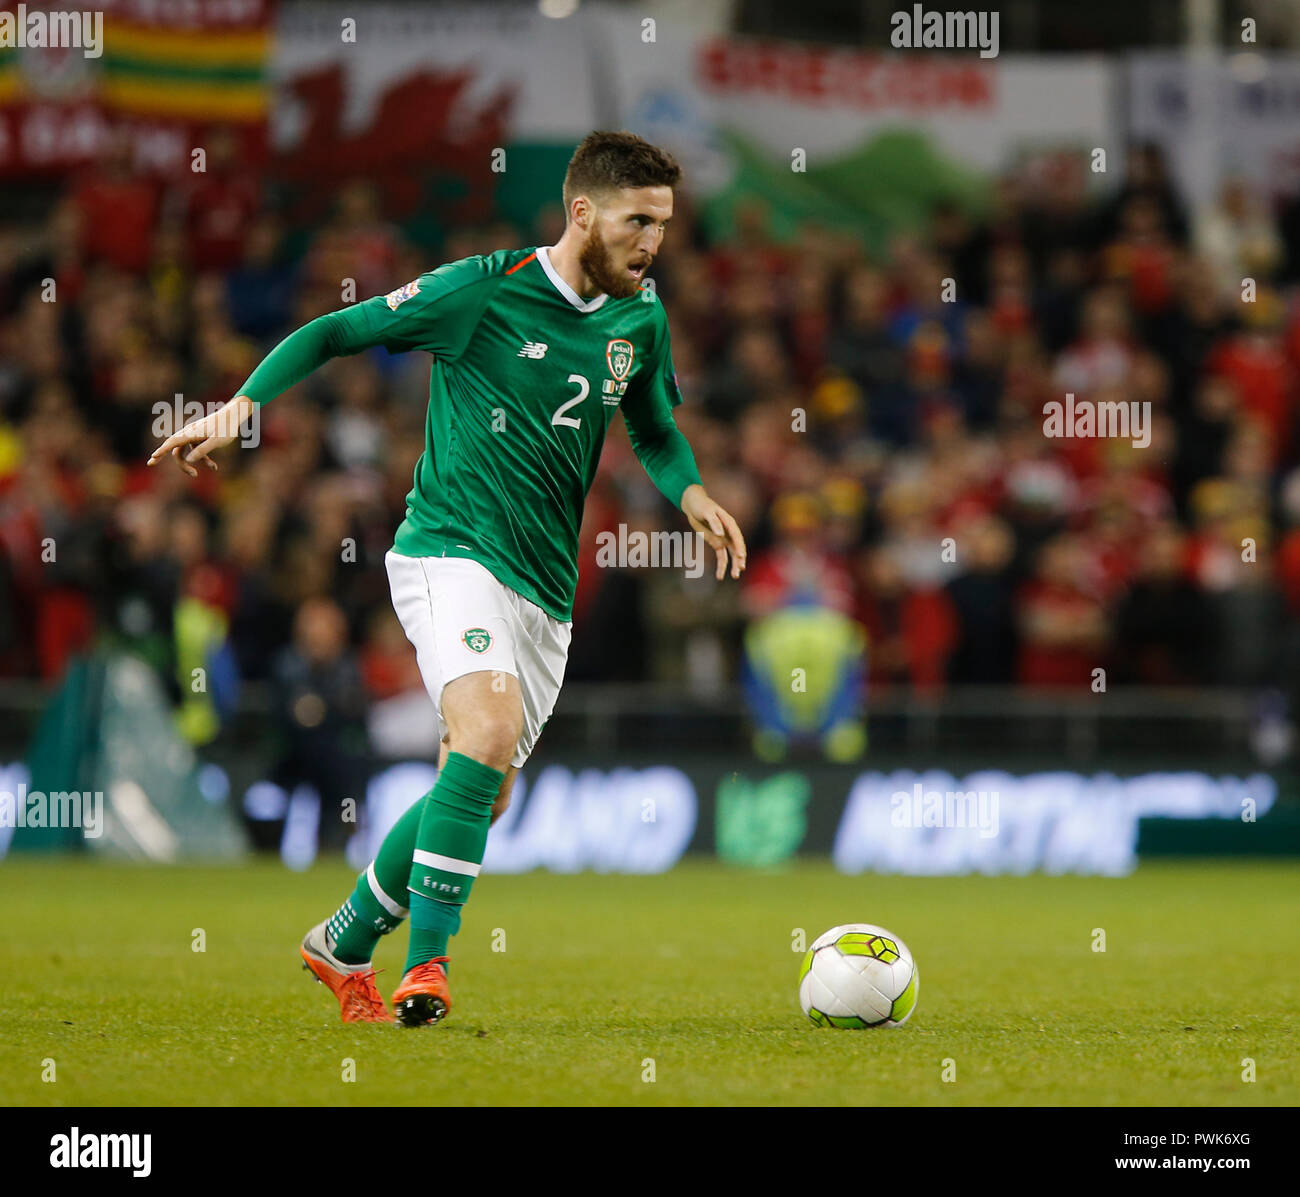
<box><xmin>593</xmin><ymin>8</ymin><xmax>1116</xmax><ymax>247</ymax></box>
<box><xmin>223</xmin><ymin>754</ymin><xmax>1288</xmax><ymax>876</ymax></box>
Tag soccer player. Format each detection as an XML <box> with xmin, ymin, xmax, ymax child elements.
<box><xmin>147</xmin><ymin>131</ymin><xmax>747</xmax><ymax>1026</ymax></box>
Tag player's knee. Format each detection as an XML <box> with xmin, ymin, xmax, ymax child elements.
<box><xmin>453</xmin><ymin>718</ymin><xmax>521</xmax><ymax>772</ymax></box>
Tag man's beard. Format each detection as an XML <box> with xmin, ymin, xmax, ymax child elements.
<box><xmin>578</xmin><ymin>223</ymin><xmax>642</xmax><ymax>300</ymax></box>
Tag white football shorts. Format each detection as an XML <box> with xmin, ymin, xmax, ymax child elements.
<box><xmin>384</xmin><ymin>551</ymin><xmax>572</xmax><ymax>769</ymax></box>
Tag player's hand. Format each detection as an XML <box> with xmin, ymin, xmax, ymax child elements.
<box><xmin>146</xmin><ymin>396</ymin><xmax>254</xmax><ymax>477</ymax></box>
<box><xmin>682</xmin><ymin>484</ymin><xmax>747</xmax><ymax>581</ymax></box>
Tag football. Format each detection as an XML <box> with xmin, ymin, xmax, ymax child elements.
<box><xmin>798</xmin><ymin>923</ymin><xmax>919</xmax><ymax>1028</ymax></box>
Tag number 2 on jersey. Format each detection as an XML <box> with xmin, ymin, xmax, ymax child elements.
<box><xmin>552</xmin><ymin>373</ymin><xmax>589</xmax><ymax>429</ymax></box>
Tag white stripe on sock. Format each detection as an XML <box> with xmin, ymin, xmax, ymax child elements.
<box><xmin>367</xmin><ymin>861</ymin><xmax>410</xmax><ymax>917</ymax></box>
<box><xmin>412</xmin><ymin>848</ymin><xmax>482</xmax><ymax>877</ymax></box>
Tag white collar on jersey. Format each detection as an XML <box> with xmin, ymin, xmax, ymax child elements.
<box><xmin>535</xmin><ymin>245</ymin><xmax>609</xmax><ymax>313</ymax></box>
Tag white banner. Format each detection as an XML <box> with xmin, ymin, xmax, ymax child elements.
<box><xmin>592</xmin><ymin>5</ymin><xmax>1115</xmax><ymax>196</ymax></box>
<box><xmin>833</xmin><ymin>769</ymin><xmax>1275</xmax><ymax>877</ymax></box>
<box><xmin>1128</xmin><ymin>50</ymin><xmax>1300</xmax><ymax>212</ymax></box>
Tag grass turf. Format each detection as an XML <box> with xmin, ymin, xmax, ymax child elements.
<box><xmin>0</xmin><ymin>858</ymin><xmax>1295</xmax><ymax>1106</ymax></box>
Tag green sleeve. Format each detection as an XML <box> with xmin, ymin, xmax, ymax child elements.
<box><xmin>621</xmin><ymin>315</ymin><xmax>703</xmax><ymax>509</ymax></box>
<box><xmin>236</xmin><ymin>257</ymin><xmax>497</xmax><ymax>406</ymax></box>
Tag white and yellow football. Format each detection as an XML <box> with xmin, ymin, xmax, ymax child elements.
<box><xmin>798</xmin><ymin>923</ymin><xmax>919</xmax><ymax>1028</ymax></box>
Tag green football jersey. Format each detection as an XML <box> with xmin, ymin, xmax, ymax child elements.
<box><xmin>237</xmin><ymin>245</ymin><xmax>703</xmax><ymax>623</ymax></box>
<box><xmin>375</xmin><ymin>246</ymin><xmax>701</xmax><ymax>621</ymax></box>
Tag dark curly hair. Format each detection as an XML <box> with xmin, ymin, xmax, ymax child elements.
<box><xmin>562</xmin><ymin>130</ymin><xmax>682</xmax><ymax>217</ymax></box>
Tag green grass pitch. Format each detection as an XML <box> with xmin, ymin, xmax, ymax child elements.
<box><xmin>1</xmin><ymin>858</ymin><xmax>1295</xmax><ymax>1106</ymax></box>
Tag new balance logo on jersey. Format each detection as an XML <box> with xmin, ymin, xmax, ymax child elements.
<box><xmin>518</xmin><ymin>342</ymin><xmax>548</xmax><ymax>359</ymax></box>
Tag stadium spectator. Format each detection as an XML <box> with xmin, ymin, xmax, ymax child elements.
<box><xmin>944</xmin><ymin>514</ymin><xmax>1018</xmax><ymax>683</ymax></box>
<box><xmin>1015</xmin><ymin>534</ymin><xmax>1109</xmax><ymax>687</ymax></box>
<box><xmin>270</xmin><ymin>596</ymin><xmax>370</xmax><ymax>851</ymax></box>
<box><xmin>177</xmin><ymin>125</ymin><xmax>263</xmax><ymax>274</ymax></box>
<box><xmin>71</xmin><ymin>131</ymin><xmax>160</xmax><ymax>276</ymax></box>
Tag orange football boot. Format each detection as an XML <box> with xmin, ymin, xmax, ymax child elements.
<box><xmin>299</xmin><ymin>921</ymin><xmax>393</xmax><ymax>1024</ymax></box>
<box><xmin>391</xmin><ymin>958</ymin><xmax>452</xmax><ymax>1027</ymax></box>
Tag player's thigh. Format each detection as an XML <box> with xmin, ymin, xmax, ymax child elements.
<box><xmin>441</xmin><ymin>669</ymin><xmax>524</xmax><ymax>761</ymax></box>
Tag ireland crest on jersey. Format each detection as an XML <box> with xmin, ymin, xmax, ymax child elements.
<box><xmin>462</xmin><ymin>627</ymin><xmax>492</xmax><ymax>654</ymax></box>
<box><xmin>606</xmin><ymin>339</ymin><xmax>634</xmax><ymax>381</ymax></box>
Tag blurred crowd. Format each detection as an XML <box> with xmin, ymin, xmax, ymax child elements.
<box><xmin>2</xmin><ymin>131</ymin><xmax>1300</xmax><ymax>755</ymax></box>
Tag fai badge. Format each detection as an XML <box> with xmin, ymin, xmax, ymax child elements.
<box><xmin>606</xmin><ymin>339</ymin><xmax>634</xmax><ymax>382</ymax></box>
<box><xmin>462</xmin><ymin>627</ymin><xmax>492</xmax><ymax>654</ymax></box>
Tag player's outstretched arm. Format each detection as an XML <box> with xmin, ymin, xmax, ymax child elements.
<box><xmin>681</xmin><ymin>483</ymin><xmax>747</xmax><ymax>581</ymax></box>
<box><xmin>146</xmin><ymin>293</ymin><xmax>415</xmax><ymax>476</ymax></box>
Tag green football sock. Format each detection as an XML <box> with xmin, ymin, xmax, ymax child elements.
<box><xmin>405</xmin><ymin>752</ymin><xmax>504</xmax><ymax>973</ymax></box>
<box><xmin>325</xmin><ymin>790</ymin><xmax>425</xmax><ymax>964</ymax></box>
